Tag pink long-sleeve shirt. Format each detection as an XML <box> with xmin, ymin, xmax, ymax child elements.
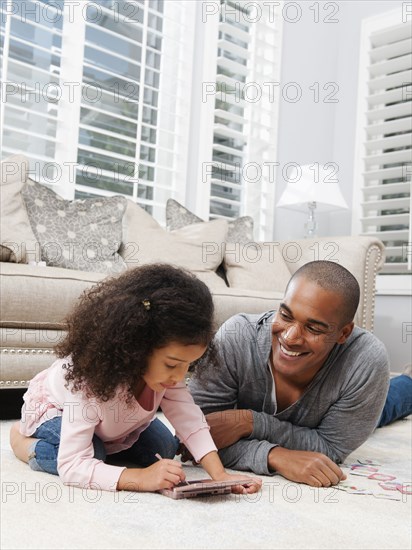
<box><xmin>19</xmin><ymin>358</ymin><xmax>217</xmax><ymax>491</ymax></box>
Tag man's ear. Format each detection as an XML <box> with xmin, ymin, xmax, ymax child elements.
<box><xmin>337</xmin><ymin>321</ymin><xmax>354</xmax><ymax>344</ymax></box>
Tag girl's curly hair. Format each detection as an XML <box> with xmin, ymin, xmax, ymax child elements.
<box><xmin>55</xmin><ymin>263</ymin><xmax>220</xmax><ymax>402</ymax></box>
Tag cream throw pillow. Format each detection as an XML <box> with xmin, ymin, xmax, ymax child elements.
<box><xmin>120</xmin><ymin>200</ymin><xmax>228</xmax><ymax>278</ymax></box>
<box><xmin>166</xmin><ymin>198</ymin><xmax>254</xmax><ymax>244</ymax></box>
<box><xmin>224</xmin><ymin>241</ymin><xmax>292</xmax><ymax>292</ymax></box>
<box><xmin>0</xmin><ymin>155</ymin><xmax>39</xmax><ymax>263</ymax></box>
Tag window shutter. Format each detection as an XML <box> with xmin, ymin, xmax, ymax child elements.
<box><xmin>209</xmin><ymin>1</ymin><xmax>251</xmax><ymax>221</ymax></box>
<box><xmin>1</xmin><ymin>0</ymin><xmax>196</xmax><ymax>221</ymax></box>
<box><xmin>208</xmin><ymin>0</ymin><xmax>282</xmax><ymax>240</ymax></box>
<box><xmin>1</xmin><ymin>0</ymin><xmax>64</xmax><ymax>182</ymax></box>
<box><xmin>359</xmin><ymin>17</ymin><xmax>412</xmax><ymax>274</ymax></box>
<box><xmin>75</xmin><ymin>0</ymin><xmax>196</xmax><ymax>220</ymax></box>
<box><xmin>1</xmin><ymin>0</ymin><xmax>281</xmax><ymax>235</ymax></box>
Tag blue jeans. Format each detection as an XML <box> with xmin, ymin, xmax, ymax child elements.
<box><xmin>108</xmin><ymin>419</ymin><xmax>180</xmax><ymax>467</ymax></box>
<box><xmin>377</xmin><ymin>375</ymin><xmax>412</xmax><ymax>428</ymax></box>
<box><xmin>28</xmin><ymin>416</ymin><xmax>180</xmax><ymax>475</ymax></box>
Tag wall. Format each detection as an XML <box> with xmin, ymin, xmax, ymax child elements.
<box><xmin>273</xmin><ymin>0</ymin><xmax>410</xmax><ymax>371</ymax></box>
<box><xmin>374</xmin><ymin>294</ymin><xmax>412</xmax><ymax>373</ymax></box>
<box><xmin>273</xmin><ymin>0</ymin><xmax>404</xmax><ymax>241</ymax></box>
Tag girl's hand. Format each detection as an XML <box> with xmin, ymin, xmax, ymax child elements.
<box><xmin>117</xmin><ymin>459</ymin><xmax>186</xmax><ymax>492</ymax></box>
<box><xmin>212</xmin><ymin>472</ymin><xmax>262</xmax><ymax>495</ymax></box>
<box><xmin>198</xmin><ymin>451</ymin><xmax>262</xmax><ymax>494</ymax></box>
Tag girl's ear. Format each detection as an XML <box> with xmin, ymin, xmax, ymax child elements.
<box><xmin>337</xmin><ymin>321</ymin><xmax>354</xmax><ymax>344</ymax></box>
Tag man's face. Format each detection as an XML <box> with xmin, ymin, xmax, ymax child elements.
<box><xmin>271</xmin><ymin>276</ymin><xmax>353</xmax><ymax>383</ymax></box>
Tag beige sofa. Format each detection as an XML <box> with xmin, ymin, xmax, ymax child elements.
<box><xmin>0</xmin><ymin>156</ymin><xmax>386</xmax><ymax>392</ymax></box>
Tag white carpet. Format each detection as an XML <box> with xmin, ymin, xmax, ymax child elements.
<box><xmin>1</xmin><ymin>415</ymin><xmax>411</xmax><ymax>550</ymax></box>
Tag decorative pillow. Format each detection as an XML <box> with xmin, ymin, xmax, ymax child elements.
<box><xmin>21</xmin><ymin>180</ymin><xmax>127</xmax><ymax>274</ymax></box>
<box><xmin>224</xmin><ymin>241</ymin><xmax>292</xmax><ymax>292</ymax></box>
<box><xmin>119</xmin><ymin>200</ymin><xmax>228</xmax><ymax>289</ymax></box>
<box><xmin>0</xmin><ymin>245</ymin><xmax>12</xmax><ymax>262</ymax></box>
<box><xmin>0</xmin><ymin>154</ymin><xmax>40</xmax><ymax>263</ymax></box>
<box><xmin>166</xmin><ymin>198</ymin><xmax>254</xmax><ymax>244</ymax></box>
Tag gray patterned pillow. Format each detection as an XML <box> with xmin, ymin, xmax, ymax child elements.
<box><xmin>21</xmin><ymin>180</ymin><xmax>127</xmax><ymax>273</ymax></box>
<box><xmin>166</xmin><ymin>199</ymin><xmax>254</xmax><ymax>244</ymax></box>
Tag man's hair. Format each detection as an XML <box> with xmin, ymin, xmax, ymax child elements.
<box><xmin>287</xmin><ymin>260</ymin><xmax>360</xmax><ymax>326</ymax></box>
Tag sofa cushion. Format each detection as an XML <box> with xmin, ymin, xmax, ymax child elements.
<box><xmin>21</xmin><ymin>180</ymin><xmax>127</xmax><ymax>274</ymax></box>
<box><xmin>224</xmin><ymin>241</ymin><xmax>292</xmax><ymax>292</ymax></box>
<box><xmin>210</xmin><ymin>287</ymin><xmax>284</xmax><ymax>327</ymax></box>
<box><xmin>166</xmin><ymin>198</ymin><xmax>254</xmax><ymax>244</ymax></box>
<box><xmin>0</xmin><ymin>155</ymin><xmax>39</xmax><ymax>263</ymax></box>
<box><xmin>0</xmin><ymin>262</ymin><xmax>283</xmax><ymax>334</ymax></box>
<box><xmin>0</xmin><ymin>262</ymin><xmax>109</xmax><ymax>328</ymax></box>
<box><xmin>120</xmin><ymin>200</ymin><xmax>228</xmax><ymax>288</ymax></box>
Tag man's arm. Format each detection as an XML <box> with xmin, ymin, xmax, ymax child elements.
<box><xmin>215</xmin><ymin>439</ymin><xmax>346</xmax><ymax>487</ymax></box>
<box><xmin>191</xmin><ymin>316</ymin><xmax>390</xmax><ymax>486</ymax></box>
<box><xmin>188</xmin><ymin>314</ymin><xmax>252</xmax><ymax>413</ymax></box>
<box><xmin>209</xmin><ymin>353</ymin><xmax>389</xmax><ymax>457</ymax></box>
<box><xmin>204</xmin><ymin>339</ymin><xmax>390</xmax><ymax>485</ymax></box>
<box><xmin>205</xmin><ymin>368</ymin><xmax>388</xmax><ymax>485</ymax></box>
<box><xmin>249</xmin><ymin>342</ymin><xmax>390</xmax><ymax>463</ymax></box>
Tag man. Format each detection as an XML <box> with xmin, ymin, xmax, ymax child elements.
<box><xmin>188</xmin><ymin>261</ymin><xmax>412</xmax><ymax>488</ymax></box>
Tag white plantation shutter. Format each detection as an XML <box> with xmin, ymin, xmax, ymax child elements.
<box><xmin>242</xmin><ymin>4</ymin><xmax>282</xmax><ymax>241</ymax></box>
<box><xmin>75</xmin><ymin>1</ymin><xmax>145</xmax><ymax>202</ymax></box>
<box><xmin>207</xmin><ymin>0</ymin><xmax>282</xmax><ymax>239</ymax></box>
<box><xmin>354</xmin><ymin>12</ymin><xmax>412</xmax><ymax>274</ymax></box>
<box><xmin>1</xmin><ymin>0</ymin><xmax>64</xmax><ymax>182</ymax></box>
<box><xmin>1</xmin><ymin>0</ymin><xmax>196</xmax><ymax>220</ymax></box>
<box><xmin>75</xmin><ymin>0</ymin><xmax>196</xmax><ymax>219</ymax></box>
<box><xmin>1</xmin><ymin>0</ymin><xmax>282</xmax><ymax>232</ymax></box>
<box><xmin>210</xmin><ymin>1</ymin><xmax>251</xmax><ymax>221</ymax></box>
<box><xmin>150</xmin><ymin>0</ymin><xmax>196</xmax><ymax>220</ymax></box>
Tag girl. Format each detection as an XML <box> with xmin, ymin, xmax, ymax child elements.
<box><xmin>10</xmin><ymin>263</ymin><xmax>261</xmax><ymax>494</ymax></box>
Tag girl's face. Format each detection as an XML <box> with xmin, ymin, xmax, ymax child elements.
<box><xmin>143</xmin><ymin>342</ymin><xmax>207</xmax><ymax>392</ymax></box>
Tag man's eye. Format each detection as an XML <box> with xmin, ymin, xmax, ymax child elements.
<box><xmin>280</xmin><ymin>310</ymin><xmax>291</xmax><ymax>320</ymax></box>
<box><xmin>307</xmin><ymin>326</ymin><xmax>323</xmax><ymax>335</ymax></box>
<box><xmin>165</xmin><ymin>364</ymin><xmax>177</xmax><ymax>369</ymax></box>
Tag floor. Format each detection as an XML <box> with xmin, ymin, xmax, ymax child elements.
<box><xmin>1</xmin><ymin>414</ymin><xmax>411</xmax><ymax>550</ymax></box>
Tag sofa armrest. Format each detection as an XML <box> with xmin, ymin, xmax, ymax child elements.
<box><xmin>277</xmin><ymin>236</ymin><xmax>385</xmax><ymax>332</ymax></box>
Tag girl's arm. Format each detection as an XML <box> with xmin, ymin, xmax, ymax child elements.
<box><xmin>161</xmin><ymin>385</ymin><xmax>261</xmax><ymax>494</ymax></box>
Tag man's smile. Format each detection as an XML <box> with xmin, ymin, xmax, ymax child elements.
<box><xmin>277</xmin><ymin>338</ymin><xmax>310</xmax><ymax>359</ymax></box>
<box><xmin>280</xmin><ymin>343</ymin><xmax>304</xmax><ymax>357</ymax></box>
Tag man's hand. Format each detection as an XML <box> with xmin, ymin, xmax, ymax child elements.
<box><xmin>205</xmin><ymin>409</ymin><xmax>253</xmax><ymax>449</ymax></box>
<box><xmin>268</xmin><ymin>447</ymin><xmax>346</xmax><ymax>487</ymax></box>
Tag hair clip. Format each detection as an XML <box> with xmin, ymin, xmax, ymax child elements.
<box><xmin>142</xmin><ymin>299</ymin><xmax>151</xmax><ymax>311</ymax></box>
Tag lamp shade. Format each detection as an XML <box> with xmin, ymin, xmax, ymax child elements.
<box><xmin>276</xmin><ymin>164</ymin><xmax>348</xmax><ymax>213</ymax></box>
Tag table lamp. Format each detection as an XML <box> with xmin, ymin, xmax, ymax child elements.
<box><xmin>276</xmin><ymin>164</ymin><xmax>348</xmax><ymax>238</ymax></box>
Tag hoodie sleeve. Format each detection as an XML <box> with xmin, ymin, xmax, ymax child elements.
<box><xmin>57</xmin><ymin>394</ymin><xmax>126</xmax><ymax>492</ymax></box>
